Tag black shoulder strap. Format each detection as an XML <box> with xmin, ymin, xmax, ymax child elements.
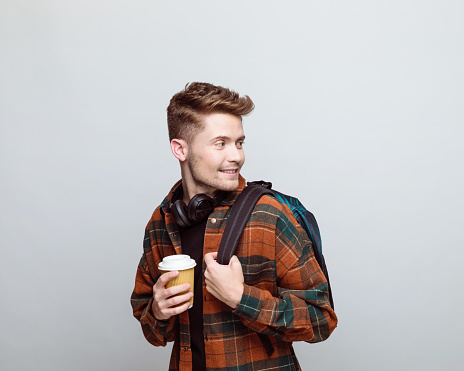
<box><xmin>217</xmin><ymin>182</ymin><xmax>275</xmax><ymax>356</ymax></box>
<box><xmin>217</xmin><ymin>183</ymin><xmax>273</xmax><ymax>265</ymax></box>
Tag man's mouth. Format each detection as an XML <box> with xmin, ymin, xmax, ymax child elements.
<box><xmin>219</xmin><ymin>169</ymin><xmax>239</xmax><ymax>174</ymax></box>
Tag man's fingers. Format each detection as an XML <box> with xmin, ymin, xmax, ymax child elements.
<box><xmin>204</xmin><ymin>252</ymin><xmax>218</xmax><ymax>266</ymax></box>
<box><xmin>230</xmin><ymin>256</ymin><xmax>243</xmax><ymax>270</ymax></box>
<box><xmin>164</xmin><ymin>283</ymin><xmax>191</xmax><ymax>298</ymax></box>
<box><xmin>155</xmin><ymin>271</ymin><xmax>179</xmax><ymax>288</ymax></box>
<box><xmin>169</xmin><ymin>300</ymin><xmax>191</xmax><ymax>315</ymax></box>
<box><xmin>158</xmin><ymin>298</ymin><xmax>192</xmax><ymax>319</ymax></box>
<box><xmin>152</xmin><ymin>271</ymin><xmax>194</xmax><ymax>320</ymax></box>
<box><xmin>165</xmin><ymin>291</ymin><xmax>193</xmax><ymax>308</ymax></box>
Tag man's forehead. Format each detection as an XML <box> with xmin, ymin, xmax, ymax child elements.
<box><xmin>197</xmin><ymin>113</ymin><xmax>245</xmax><ymax>138</ymax></box>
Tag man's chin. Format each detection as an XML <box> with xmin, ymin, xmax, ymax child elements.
<box><xmin>216</xmin><ymin>178</ymin><xmax>239</xmax><ymax>192</ymax></box>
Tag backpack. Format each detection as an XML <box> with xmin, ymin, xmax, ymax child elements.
<box><xmin>217</xmin><ymin>181</ymin><xmax>333</xmax><ymax>356</ymax></box>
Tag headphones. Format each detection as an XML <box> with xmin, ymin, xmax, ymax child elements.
<box><xmin>167</xmin><ymin>183</ymin><xmax>226</xmax><ymax>228</ymax></box>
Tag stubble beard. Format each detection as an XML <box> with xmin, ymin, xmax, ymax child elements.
<box><xmin>188</xmin><ymin>153</ymin><xmax>240</xmax><ymax>194</ymax></box>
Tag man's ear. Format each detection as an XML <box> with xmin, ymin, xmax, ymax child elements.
<box><xmin>170</xmin><ymin>139</ymin><xmax>188</xmax><ymax>161</ymax></box>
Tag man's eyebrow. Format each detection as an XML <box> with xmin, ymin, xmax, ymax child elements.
<box><xmin>210</xmin><ymin>135</ymin><xmax>246</xmax><ymax>142</ymax></box>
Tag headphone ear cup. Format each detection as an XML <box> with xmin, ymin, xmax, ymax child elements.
<box><xmin>171</xmin><ymin>199</ymin><xmax>192</xmax><ymax>228</ymax></box>
<box><xmin>188</xmin><ymin>195</ymin><xmax>215</xmax><ymax>223</ymax></box>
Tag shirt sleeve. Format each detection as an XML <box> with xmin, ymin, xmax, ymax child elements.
<box><xmin>130</xmin><ymin>230</ymin><xmax>177</xmax><ymax>347</ymax></box>
<box><xmin>233</xmin><ymin>203</ymin><xmax>338</xmax><ymax>343</ymax></box>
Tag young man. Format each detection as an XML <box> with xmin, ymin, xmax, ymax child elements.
<box><xmin>131</xmin><ymin>82</ymin><xmax>337</xmax><ymax>371</ymax></box>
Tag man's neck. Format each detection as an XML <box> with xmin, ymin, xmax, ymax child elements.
<box><xmin>181</xmin><ymin>182</ymin><xmax>217</xmax><ymax>205</ymax></box>
<box><xmin>180</xmin><ymin>168</ymin><xmax>217</xmax><ymax>204</ymax></box>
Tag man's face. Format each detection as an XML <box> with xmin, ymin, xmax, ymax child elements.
<box><xmin>184</xmin><ymin>113</ymin><xmax>245</xmax><ymax>197</ymax></box>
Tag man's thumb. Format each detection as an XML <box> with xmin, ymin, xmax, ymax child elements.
<box><xmin>230</xmin><ymin>255</ymin><xmax>240</xmax><ymax>266</ymax></box>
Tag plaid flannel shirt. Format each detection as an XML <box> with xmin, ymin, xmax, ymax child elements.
<box><xmin>131</xmin><ymin>176</ymin><xmax>337</xmax><ymax>370</ymax></box>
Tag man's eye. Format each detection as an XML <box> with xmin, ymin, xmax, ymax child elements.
<box><xmin>237</xmin><ymin>141</ymin><xmax>245</xmax><ymax>148</ymax></box>
<box><xmin>215</xmin><ymin>142</ymin><xmax>225</xmax><ymax>147</ymax></box>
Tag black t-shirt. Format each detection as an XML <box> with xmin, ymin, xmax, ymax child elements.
<box><xmin>179</xmin><ymin>219</ymin><xmax>207</xmax><ymax>371</ymax></box>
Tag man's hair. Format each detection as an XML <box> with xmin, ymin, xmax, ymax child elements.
<box><xmin>167</xmin><ymin>82</ymin><xmax>254</xmax><ymax>143</ymax></box>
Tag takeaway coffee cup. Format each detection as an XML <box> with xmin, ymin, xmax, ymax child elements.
<box><xmin>158</xmin><ymin>254</ymin><xmax>196</xmax><ymax>308</ymax></box>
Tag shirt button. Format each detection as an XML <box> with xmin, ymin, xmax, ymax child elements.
<box><xmin>183</xmin><ymin>346</ymin><xmax>188</xmax><ymax>351</ymax></box>
<box><xmin>211</xmin><ymin>218</ymin><xmax>217</xmax><ymax>224</ymax></box>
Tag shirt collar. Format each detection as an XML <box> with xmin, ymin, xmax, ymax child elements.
<box><xmin>220</xmin><ymin>175</ymin><xmax>246</xmax><ymax>206</ymax></box>
<box><xmin>160</xmin><ymin>179</ymin><xmax>182</xmax><ymax>215</ymax></box>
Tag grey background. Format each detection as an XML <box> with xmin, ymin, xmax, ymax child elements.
<box><xmin>1</xmin><ymin>1</ymin><xmax>463</xmax><ymax>370</ymax></box>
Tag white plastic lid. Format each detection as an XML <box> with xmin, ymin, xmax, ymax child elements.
<box><xmin>158</xmin><ymin>254</ymin><xmax>196</xmax><ymax>271</ymax></box>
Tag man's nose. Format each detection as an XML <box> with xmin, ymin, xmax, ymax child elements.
<box><xmin>227</xmin><ymin>145</ymin><xmax>244</xmax><ymax>163</ymax></box>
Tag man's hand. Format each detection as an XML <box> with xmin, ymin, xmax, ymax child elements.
<box><xmin>204</xmin><ymin>252</ymin><xmax>244</xmax><ymax>309</ymax></box>
<box><xmin>152</xmin><ymin>271</ymin><xmax>193</xmax><ymax>321</ymax></box>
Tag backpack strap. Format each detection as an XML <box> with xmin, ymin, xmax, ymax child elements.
<box><xmin>217</xmin><ymin>181</ymin><xmax>275</xmax><ymax>356</ymax></box>
<box><xmin>217</xmin><ymin>182</ymin><xmax>273</xmax><ymax>265</ymax></box>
